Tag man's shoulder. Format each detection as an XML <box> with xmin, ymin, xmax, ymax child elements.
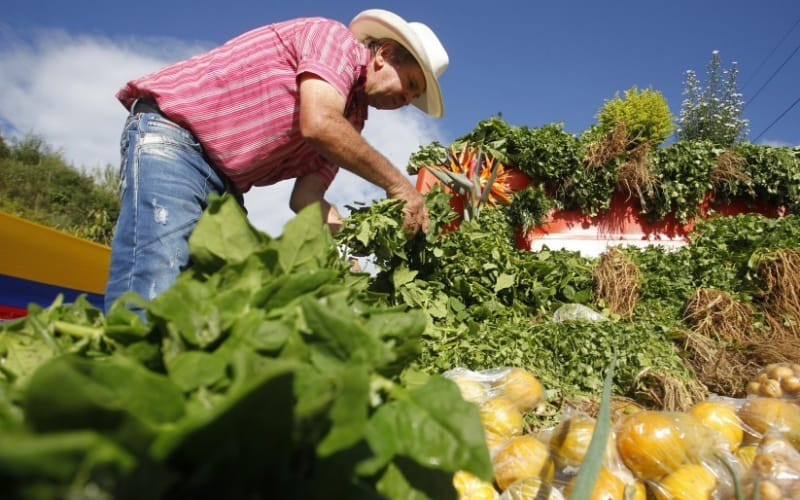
<box><xmin>273</xmin><ymin>16</ymin><xmax>349</xmax><ymax>33</ymax></box>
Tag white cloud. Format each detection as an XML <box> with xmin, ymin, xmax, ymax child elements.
<box><xmin>0</xmin><ymin>28</ymin><xmax>207</xmax><ymax>171</ymax></box>
<box><xmin>759</xmin><ymin>139</ymin><xmax>793</xmax><ymax>148</ymax></box>
<box><xmin>0</xmin><ymin>28</ymin><xmax>446</xmax><ymax>236</ymax></box>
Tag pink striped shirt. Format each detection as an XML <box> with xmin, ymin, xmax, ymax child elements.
<box><xmin>117</xmin><ymin>17</ymin><xmax>370</xmax><ymax>193</ymax></box>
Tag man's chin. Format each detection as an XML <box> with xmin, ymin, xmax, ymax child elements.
<box><xmin>369</xmin><ymin>99</ymin><xmax>401</xmax><ymax>110</ymax></box>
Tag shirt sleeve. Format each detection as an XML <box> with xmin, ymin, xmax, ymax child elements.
<box><xmin>294</xmin><ymin>20</ymin><xmax>364</xmax><ymax>100</ymax></box>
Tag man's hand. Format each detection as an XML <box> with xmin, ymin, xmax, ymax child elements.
<box><xmin>297</xmin><ymin>74</ymin><xmax>427</xmax><ymax>238</ymax></box>
<box><xmin>387</xmin><ymin>181</ymin><xmax>429</xmax><ymax>236</ymax></box>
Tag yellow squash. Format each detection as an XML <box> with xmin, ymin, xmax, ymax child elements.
<box><xmin>453</xmin><ymin>470</ymin><xmax>498</xmax><ymax>500</ymax></box>
<box><xmin>493</xmin><ymin>434</ymin><xmax>554</xmax><ymax>491</ymax></box>
<box><xmin>616</xmin><ymin>411</ymin><xmax>689</xmax><ymax>481</ymax></box>
<box><xmin>492</xmin><ymin>368</ymin><xmax>543</xmax><ymax>413</ymax></box>
<box><xmin>653</xmin><ymin>463</ymin><xmax>717</xmax><ymax>500</ymax></box>
<box><xmin>480</xmin><ymin>397</ymin><xmax>524</xmax><ymax>440</ymax></box>
<box><xmin>688</xmin><ymin>400</ymin><xmax>743</xmax><ymax>452</ymax></box>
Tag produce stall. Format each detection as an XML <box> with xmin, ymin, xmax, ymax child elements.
<box><xmin>2</xmin><ymin>104</ymin><xmax>799</xmax><ymax>497</ymax></box>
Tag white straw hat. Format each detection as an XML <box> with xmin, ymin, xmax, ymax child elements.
<box><xmin>349</xmin><ymin>9</ymin><xmax>449</xmax><ymax>117</ymax></box>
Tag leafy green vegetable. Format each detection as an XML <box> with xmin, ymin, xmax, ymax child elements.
<box><xmin>507</xmin><ymin>183</ymin><xmax>555</xmax><ymax>231</ymax></box>
<box><xmin>0</xmin><ymin>194</ymin><xmax>489</xmax><ymax>499</ymax></box>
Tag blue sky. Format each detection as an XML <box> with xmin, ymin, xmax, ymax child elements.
<box><xmin>2</xmin><ymin>0</ymin><xmax>799</xmax><ymax>234</ymax></box>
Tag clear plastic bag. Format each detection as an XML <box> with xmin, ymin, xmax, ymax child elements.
<box><xmin>552</xmin><ymin>303</ymin><xmax>607</xmax><ymax>323</ymax></box>
<box><xmin>444</xmin><ymin>366</ymin><xmax>549</xmax><ymax>494</ymax></box>
<box><xmin>538</xmin><ymin>406</ymin><xmax>644</xmax><ymax>499</ymax></box>
<box><xmin>738</xmin><ymin>396</ymin><xmax>800</xmax><ymax>449</ymax></box>
<box><xmin>498</xmin><ymin>476</ymin><xmax>565</xmax><ymax>500</ymax></box>
<box><xmin>740</xmin><ymin>434</ymin><xmax>800</xmax><ymax>499</ymax></box>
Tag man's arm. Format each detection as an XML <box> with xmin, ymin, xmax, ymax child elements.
<box><xmin>290</xmin><ymin>174</ymin><xmax>343</xmax><ymax>234</ymax></box>
<box><xmin>297</xmin><ymin>73</ymin><xmax>428</xmax><ymax>235</ymax></box>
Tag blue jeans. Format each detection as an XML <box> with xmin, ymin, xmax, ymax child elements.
<box><xmin>104</xmin><ymin>106</ymin><xmax>237</xmax><ymax>318</ymax></box>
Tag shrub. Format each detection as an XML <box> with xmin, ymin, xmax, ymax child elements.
<box><xmin>595</xmin><ymin>86</ymin><xmax>675</xmax><ymax>148</ymax></box>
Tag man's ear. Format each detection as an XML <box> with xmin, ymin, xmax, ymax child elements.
<box><xmin>372</xmin><ymin>46</ymin><xmax>386</xmax><ymax>70</ymax></box>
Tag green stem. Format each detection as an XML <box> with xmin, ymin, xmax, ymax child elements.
<box><xmin>54</xmin><ymin>321</ymin><xmax>103</xmax><ymax>340</ymax></box>
<box><xmin>716</xmin><ymin>453</ymin><xmax>743</xmax><ymax>500</ymax></box>
<box><xmin>29</xmin><ymin>316</ymin><xmax>62</xmax><ymax>354</ymax></box>
<box><xmin>568</xmin><ymin>352</ymin><xmax>616</xmax><ymax>500</ymax></box>
<box><xmin>370</xmin><ymin>374</ymin><xmax>410</xmax><ymax>403</ymax></box>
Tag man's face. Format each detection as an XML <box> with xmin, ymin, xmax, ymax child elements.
<box><xmin>365</xmin><ymin>45</ymin><xmax>426</xmax><ymax>110</ymax></box>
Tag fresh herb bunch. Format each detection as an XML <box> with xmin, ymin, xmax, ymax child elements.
<box><xmin>409</xmin><ymin>312</ymin><xmax>692</xmax><ymax>406</ymax></box>
<box><xmin>338</xmin><ymin>198</ymin><xmax>408</xmax><ymax>264</ymax></box>
<box><xmin>687</xmin><ymin>213</ymin><xmax>800</xmax><ymax>296</ymax></box>
<box><xmin>407</xmin><ymin>116</ymin><xmax>512</xmax><ymax>175</ymax></box>
<box><xmin>735</xmin><ymin>143</ymin><xmax>800</xmax><ymax>213</ymax></box>
<box><xmin>645</xmin><ymin>140</ymin><xmax>717</xmax><ymax>223</ymax></box>
<box><xmin>507</xmin><ymin>183</ymin><xmax>555</xmax><ymax>232</ymax></box>
<box><xmin>452</xmin><ymin>115</ymin><xmax>512</xmax><ymax>164</ymax></box>
<box><xmin>626</xmin><ymin>214</ymin><xmax>800</xmax><ymax>320</ymax></box>
<box><xmin>407</xmin><ymin>141</ymin><xmax>447</xmax><ymax>175</ymax></box>
<box><xmin>338</xmin><ymin>184</ymin><xmax>457</xmax><ymax>271</ymax></box>
<box><xmin>506</xmin><ymin>123</ymin><xmax>582</xmax><ymax>188</ymax></box>
<box><xmin>508</xmin><ymin>123</ymin><xmax>618</xmax><ymax>215</ymax></box>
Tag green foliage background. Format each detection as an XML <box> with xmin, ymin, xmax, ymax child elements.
<box><xmin>409</xmin><ymin>116</ymin><xmax>800</xmax><ymax>224</ymax></box>
<box><xmin>0</xmin><ymin>133</ymin><xmax>119</xmax><ymax>245</ymax></box>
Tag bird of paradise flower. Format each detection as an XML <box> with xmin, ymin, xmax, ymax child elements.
<box><xmin>424</xmin><ymin>142</ymin><xmax>512</xmax><ymax>220</ymax></box>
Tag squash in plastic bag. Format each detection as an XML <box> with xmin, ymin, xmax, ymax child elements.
<box><xmin>616</xmin><ymin>411</ymin><xmax>688</xmax><ymax>480</ymax></box>
<box><xmin>493</xmin><ymin>434</ymin><xmax>554</xmax><ymax>491</ymax></box>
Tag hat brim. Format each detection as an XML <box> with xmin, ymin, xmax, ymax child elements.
<box><xmin>350</xmin><ymin>11</ymin><xmax>443</xmax><ymax>117</ymax></box>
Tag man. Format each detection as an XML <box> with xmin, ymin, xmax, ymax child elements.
<box><xmin>104</xmin><ymin>9</ymin><xmax>449</xmax><ymax>315</ymax></box>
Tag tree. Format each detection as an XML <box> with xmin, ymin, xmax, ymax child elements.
<box><xmin>0</xmin><ymin>134</ymin><xmax>10</xmax><ymax>159</ymax></box>
<box><xmin>678</xmin><ymin>51</ymin><xmax>748</xmax><ymax>146</ymax></box>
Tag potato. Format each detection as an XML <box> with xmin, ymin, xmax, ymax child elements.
<box><xmin>761</xmin><ymin>379</ymin><xmax>783</xmax><ymax>398</ymax></box>
<box><xmin>782</xmin><ymin>376</ymin><xmax>800</xmax><ymax>395</ymax></box>
<box><xmin>758</xmin><ymin>480</ymin><xmax>782</xmax><ymax>500</ymax></box>
<box><xmin>769</xmin><ymin>364</ymin><xmax>794</xmax><ymax>381</ymax></box>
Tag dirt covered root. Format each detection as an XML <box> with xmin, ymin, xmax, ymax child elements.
<box><xmin>634</xmin><ymin>367</ymin><xmax>708</xmax><ymax>412</ymax></box>
<box><xmin>616</xmin><ymin>143</ymin><xmax>655</xmax><ymax>206</ymax></box>
<box><xmin>682</xmin><ymin>288</ymin><xmax>753</xmax><ymax>342</ymax></box>
<box><xmin>757</xmin><ymin>249</ymin><xmax>800</xmax><ymax>336</ymax></box>
<box><xmin>563</xmin><ymin>396</ymin><xmax>643</xmax><ymax>425</ymax></box>
<box><xmin>593</xmin><ymin>247</ymin><xmax>640</xmax><ymax>319</ymax></box>
<box><xmin>710</xmin><ymin>149</ymin><xmax>752</xmax><ymax>191</ymax></box>
<box><xmin>745</xmin><ymin>338</ymin><xmax>800</xmax><ymax>368</ymax></box>
<box><xmin>766</xmin><ymin>312</ymin><xmax>800</xmax><ymax>338</ymax></box>
<box><xmin>681</xmin><ymin>326</ymin><xmax>800</xmax><ymax>398</ymax></box>
<box><xmin>681</xmin><ymin>329</ymin><xmax>755</xmax><ymax>398</ymax></box>
<box><xmin>584</xmin><ymin>122</ymin><xmax>629</xmax><ymax>168</ymax></box>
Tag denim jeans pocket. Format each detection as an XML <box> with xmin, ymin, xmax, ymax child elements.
<box><xmin>141</xmin><ymin>114</ymin><xmax>202</xmax><ymax>153</ymax></box>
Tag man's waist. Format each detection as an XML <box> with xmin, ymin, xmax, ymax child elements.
<box><xmin>132</xmin><ymin>98</ymin><xmax>163</xmax><ymax>115</ymax></box>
